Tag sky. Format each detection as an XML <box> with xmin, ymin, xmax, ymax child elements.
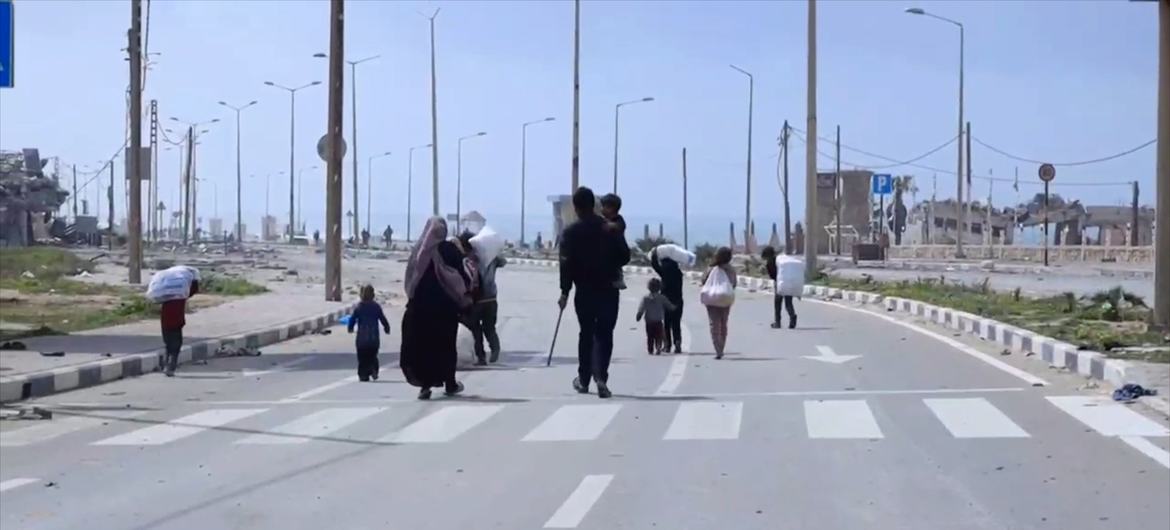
<box><xmin>0</xmin><ymin>0</ymin><xmax>1160</xmax><ymax>246</ymax></box>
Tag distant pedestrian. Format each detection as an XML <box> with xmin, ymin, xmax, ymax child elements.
<box><xmin>400</xmin><ymin>217</ymin><xmax>473</xmax><ymax>400</ymax></box>
<box><xmin>313</xmin><ymin>229</ymin><xmax>320</xmax><ymax>246</ymax></box>
<box><xmin>558</xmin><ymin>187</ymin><xmax>631</xmax><ymax>399</ymax></box>
<box><xmin>762</xmin><ymin>246</ymin><xmax>799</xmax><ymax>329</ymax></box>
<box><xmin>700</xmin><ymin>246</ymin><xmax>737</xmax><ymax>359</ymax></box>
<box><xmin>348</xmin><ymin>285</ymin><xmax>391</xmax><ymax>382</ymax></box>
<box><xmin>650</xmin><ymin>248</ymin><xmax>685</xmax><ymax>353</ymax></box>
<box><xmin>160</xmin><ymin>279</ymin><xmax>199</xmax><ymax>377</ymax></box>
<box><xmin>361</xmin><ymin>228</ymin><xmax>371</xmax><ymax>247</ymax></box>
<box><xmin>383</xmin><ymin>225</ymin><xmax>394</xmax><ymax>249</ymax></box>
<box><xmin>636</xmin><ymin>277</ymin><xmax>676</xmax><ymax>355</ymax></box>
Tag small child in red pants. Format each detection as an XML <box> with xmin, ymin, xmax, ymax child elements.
<box><xmin>636</xmin><ymin>278</ymin><xmax>676</xmax><ymax>355</ymax></box>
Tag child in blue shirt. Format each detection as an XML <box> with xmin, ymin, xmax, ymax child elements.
<box><xmin>348</xmin><ymin>285</ymin><xmax>391</xmax><ymax>381</ymax></box>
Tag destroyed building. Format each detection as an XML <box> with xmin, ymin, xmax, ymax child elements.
<box><xmin>0</xmin><ymin>149</ymin><xmax>70</xmax><ymax>247</ymax></box>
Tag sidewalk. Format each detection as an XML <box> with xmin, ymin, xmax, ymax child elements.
<box><xmin>0</xmin><ymin>292</ymin><xmax>355</xmax><ymax>402</ymax></box>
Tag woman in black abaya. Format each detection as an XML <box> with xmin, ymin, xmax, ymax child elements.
<box><xmin>400</xmin><ymin>217</ymin><xmax>472</xmax><ymax>400</ymax></box>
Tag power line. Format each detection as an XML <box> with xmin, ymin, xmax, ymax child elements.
<box><xmin>972</xmin><ymin>136</ymin><xmax>1156</xmax><ymax>167</ymax></box>
<box><xmin>789</xmin><ymin>128</ymin><xmax>1134</xmax><ymax>190</ymax></box>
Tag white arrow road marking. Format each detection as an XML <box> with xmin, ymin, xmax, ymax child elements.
<box><xmin>803</xmin><ymin>345</ymin><xmax>860</xmax><ymax>365</ymax></box>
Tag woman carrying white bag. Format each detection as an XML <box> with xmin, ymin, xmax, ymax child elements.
<box><xmin>699</xmin><ymin>246</ymin><xmax>738</xmax><ymax>359</ymax></box>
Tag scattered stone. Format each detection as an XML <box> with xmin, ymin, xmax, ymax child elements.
<box><xmin>283</xmin><ymin>270</ymin><xmax>299</xmax><ymax>276</ymax></box>
<box><xmin>39</xmin><ymin>351</ymin><xmax>65</xmax><ymax>357</ymax></box>
<box><xmin>1000</xmin><ymin>349</ymin><xmax>1012</xmax><ymax>356</ymax></box>
<box><xmin>0</xmin><ymin>341</ymin><xmax>27</xmax><ymax>350</ymax></box>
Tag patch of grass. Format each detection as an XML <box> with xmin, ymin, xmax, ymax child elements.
<box><xmin>200</xmin><ymin>274</ymin><xmax>267</xmax><ymax>296</ymax></box>
<box><xmin>0</xmin><ymin>294</ymin><xmax>158</xmax><ymax>341</ymax></box>
<box><xmin>0</xmin><ymin>247</ymin><xmax>93</xmax><ymax>280</ymax></box>
<box><xmin>815</xmin><ymin>275</ymin><xmax>1166</xmax><ymax>358</ymax></box>
<box><xmin>0</xmin><ymin>277</ymin><xmax>126</xmax><ymax>296</ymax></box>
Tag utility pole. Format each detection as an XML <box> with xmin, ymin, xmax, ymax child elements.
<box><xmin>966</xmin><ymin>121</ymin><xmax>973</xmax><ymax>250</ymax></box>
<box><xmin>325</xmin><ymin>0</ymin><xmax>345</xmax><ymax>302</ymax></box>
<box><xmin>182</xmin><ymin>126</ymin><xmax>194</xmax><ymax>245</ymax></box>
<box><xmin>1131</xmin><ymin>181</ymin><xmax>1140</xmax><ymax>247</ymax></box>
<box><xmin>803</xmin><ymin>0</ymin><xmax>818</xmax><ymax>278</ymax></box>
<box><xmin>835</xmin><ymin>124</ymin><xmax>841</xmax><ymax>255</ymax></box>
<box><xmin>782</xmin><ymin>120</ymin><xmax>791</xmax><ymax>254</ymax></box>
<box><xmin>1158</xmin><ymin>0</ymin><xmax>1170</xmax><ymax>330</ymax></box>
<box><xmin>426</xmin><ymin>9</ymin><xmax>441</xmax><ymax>217</ymax></box>
<box><xmin>571</xmin><ymin>0</ymin><xmax>581</xmax><ymax>193</ymax></box>
<box><xmin>71</xmin><ymin>165</ymin><xmax>78</xmax><ymax>218</ymax></box>
<box><xmin>682</xmin><ymin>147</ymin><xmax>689</xmax><ymax>249</ymax></box>
<box><xmin>149</xmin><ymin>100</ymin><xmax>158</xmax><ymax>242</ymax></box>
<box><xmin>108</xmin><ymin>162</ymin><xmax>115</xmax><ymax>252</ymax></box>
<box><xmin>127</xmin><ymin>0</ymin><xmax>143</xmax><ymax>283</ymax></box>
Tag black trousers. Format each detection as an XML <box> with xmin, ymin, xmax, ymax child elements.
<box><xmin>470</xmin><ymin>300</ymin><xmax>500</xmax><ymax>359</ymax></box>
<box><xmin>162</xmin><ymin>327</ymin><xmax>183</xmax><ymax>371</ymax></box>
<box><xmin>574</xmin><ymin>288</ymin><xmax>620</xmax><ymax>386</ymax></box>
<box><xmin>356</xmin><ymin>345</ymin><xmax>380</xmax><ymax>378</ymax></box>
<box><xmin>663</xmin><ymin>300</ymin><xmax>683</xmax><ymax>350</ymax></box>
<box><xmin>774</xmin><ymin>295</ymin><xmax>797</xmax><ymax>325</ymax></box>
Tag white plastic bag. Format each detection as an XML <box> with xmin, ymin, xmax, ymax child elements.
<box><xmin>469</xmin><ymin>225</ymin><xmax>505</xmax><ymax>265</ymax></box>
<box><xmin>700</xmin><ymin>266</ymin><xmax>735</xmax><ymax>307</ymax></box>
<box><xmin>654</xmin><ymin>244</ymin><xmax>696</xmax><ymax>267</ymax></box>
<box><xmin>774</xmin><ymin>255</ymin><xmax>806</xmax><ymax>296</ymax></box>
<box><xmin>146</xmin><ymin>266</ymin><xmax>200</xmax><ymax>303</ymax></box>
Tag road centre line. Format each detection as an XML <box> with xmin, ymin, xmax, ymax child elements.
<box><xmin>544</xmin><ymin>474</ymin><xmax>614</xmax><ymax>528</ymax></box>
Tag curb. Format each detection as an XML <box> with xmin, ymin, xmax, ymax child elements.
<box><xmin>511</xmin><ymin>257</ymin><xmax>1167</xmax><ymax>415</ymax></box>
<box><xmin>0</xmin><ymin>303</ymin><xmax>358</xmax><ymax>404</ymax></box>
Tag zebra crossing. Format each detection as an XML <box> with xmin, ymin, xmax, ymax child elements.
<box><xmin>4</xmin><ymin>395</ymin><xmax>1164</xmax><ymax>450</ymax></box>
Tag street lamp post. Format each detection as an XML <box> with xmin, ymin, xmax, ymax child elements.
<box><xmin>521</xmin><ymin>117</ymin><xmax>556</xmax><ymax>247</ymax></box>
<box><xmin>407</xmin><ymin>143</ymin><xmax>432</xmax><ymax>241</ymax></box>
<box><xmin>730</xmin><ymin>65</ymin><xmax>754</xmax><ymax>249</ymax></box>
<box><xmin>218</xmin><ymin>99</ymin><xmax>258</xmax><ymax>242</ymax></box>
<box><xmin>423</xmin><ymin>9</ymin><xmax>441</xmax><ymax>217</ymax></box>
<box><xmin>612</xmin><ymin>97</ymin><xmax>654</xmax><ymax>194</ymax></box>
<box><xmin>906</xmin><ymin>6</ymin><xmax>964</xmax><ymax>258</ymax></box>
<box><xmin>367</xmin><ymin>151</ymin><xmax>392</xmax><ymax>236</ymax></box>
<box><xmin>264</xmin><ymin>80</ymin><xmax>321</xmax><ymax>240</ymax></box>
<box><xmin>457</xmin><ymin>132</ymin><xmax>487</xmax><ymax>234</ymax></box>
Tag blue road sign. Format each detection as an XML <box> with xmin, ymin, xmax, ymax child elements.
<box><xmin>0</xmin><ymin>0</ymin><xmax>11</xmax><ymax>88</ymax></box>
<box><xmin>872</xmin><ymin>173</ymin><xmax>893</xmax><ymax>195</ymax></box>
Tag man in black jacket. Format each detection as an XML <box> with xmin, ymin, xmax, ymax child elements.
<box><xmin>557</xmin><ymin>186</ymin><xmax>631</xmax><ymax>398</ymax></box>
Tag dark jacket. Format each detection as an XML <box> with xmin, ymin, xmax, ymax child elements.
<box><xmin>559</xmin><ymin>212</ymin><xmax>631</xmax><ymax>296</ymax></box>
<box><xmin>765</xmin><ymin>259</ymin><xmax>778</xmax><ymax>281</ymax></box>
<box><xmin>650</xmin><ymin>252</ymin><xmax>684</xmax><ymax>304</ymax></box>
<box><xmin>349</xmin><ymin>300</ymin><xmax>390</xmax><ymax>349</ymax></box>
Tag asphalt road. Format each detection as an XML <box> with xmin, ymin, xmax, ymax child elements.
<box><xmin>1</xmin><ymin>264</ymin><xmax>1167</xmax><ymax>530</ymax></box>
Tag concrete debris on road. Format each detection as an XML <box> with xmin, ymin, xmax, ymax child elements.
<box><xmin>0</xmin><ymin>405</ymin><xmax>53</xmax><ymax>421</ymax></box>
<box><xmin>214</xmin><ymin>345</ymin><xmax>261</xmax><ymax>357</ymax></box>
<box><xmin>0</xmin><ymin>341</ymin><xmax>27</xmax><ymax>350</ymax></box>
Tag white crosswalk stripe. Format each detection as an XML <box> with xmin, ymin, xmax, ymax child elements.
<box><xmin>92</xmin><ymin>409</ymin><xmax>267</xmax><ymax>446</ymax></box>
<box><xmin>522</xmin><ymin>404</ymin><xmax>621</xmax><ymax>442</ymax></box>
<box><xmin>804</xmin><ymin>400</ymin><xmax>884</xmax><ymax>439</ymax></box>
<box><xmin>1</xmin><ymin>411</ymin><xmax>145</xmax><ymax>447</ymax></box>
<box><xmin>924</xmin><ymin>398</ymin><xmax>1030</xmax><ymax>438</ymax></box>
<box><xmin>663</xmin><ymin>402</ymin><xmax>743</xmax><ymax>440</ymax></box>
<box><xmin>236</xmin><ymin>407</ymin><xmax>386</xmax><ymax>445</ymax></box>
<box><xmin>12</xmin><ymin>395</ymin><xmax>1155</xmax><ymax>450</ymax></box>
<box><xmin>1046</xmin><ymin>396</ymin><xmax>1170</xmax><ymax>437</ymax></box>
<box><xmin>385</xmin><ymin>405</ymin><xmax>502</xmax><ymax>443</ymax></box>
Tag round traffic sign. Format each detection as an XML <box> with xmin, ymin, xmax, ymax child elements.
<box><xmin>317</xmin><ymin>134</ymin><xmax>348</xmax><ymax>162</ymax></box>
<box><xmin>1038</xmin><ymin>163</ymin><xmax>1056</xmax><ymax>182</ymax></box>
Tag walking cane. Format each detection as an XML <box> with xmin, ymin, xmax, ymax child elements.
<box><xmin>546</xmin><ymin>306</ymin><xmax>565</xmax><ymax>367</ymax></box>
